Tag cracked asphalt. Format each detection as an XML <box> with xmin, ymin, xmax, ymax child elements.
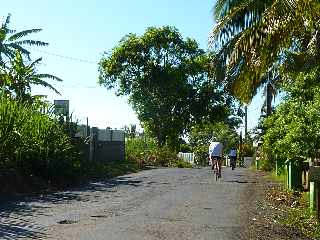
<box><xmin>0</xmin><ymin>160</ymin><xmax>259</xmax><ymax>240</ymax></box>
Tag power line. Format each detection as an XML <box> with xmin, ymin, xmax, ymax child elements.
<box><xmin>25</xmin><ymin>47</ymin><xmax>99</xmax><ymax>65</ymax></box>
<box><xmin>51</xmin><ymin>83</ymin><xmax>101</xmax><ymax>89</ymax></box>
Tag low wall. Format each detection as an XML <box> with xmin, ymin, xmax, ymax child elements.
<box><xmin>94</xmin><ymin>141</ymin><xmax>125</xmax><ymax>163</ymax></box>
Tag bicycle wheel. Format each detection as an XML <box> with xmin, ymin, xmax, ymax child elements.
<box><xmin>214</xmin><ymin>164</ymin><xmax>219</xmax><ymax>181</ymax></box>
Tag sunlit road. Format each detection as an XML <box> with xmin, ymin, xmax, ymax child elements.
<box><xmin>0</xmin><ymin>161</ymin><xmax>258</xmax><ymax>240</ymax></box>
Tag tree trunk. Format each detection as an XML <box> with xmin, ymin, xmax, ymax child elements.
<box><xmin>266</xmin><ymin>82</ymin><xmax>273</xmax><ymax>116</ymax></box>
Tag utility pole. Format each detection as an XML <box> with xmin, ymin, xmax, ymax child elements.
<box><xmin>244</xmin><ymin>105</ymin><xmax>248</xmax><ymax>141</ymax></box>
<box><xmin>239</xmin><ymin>131</ymin><xmax>243</xmax><ymax>167</ymax></box>
<box><xmin>266</xmin><ymin>82</ymin><xmax>273</xmax><ymax>116</ymax></box>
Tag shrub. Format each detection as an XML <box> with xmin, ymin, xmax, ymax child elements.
<box><xmin>125</xmin><ymin>136</ymin><xmax>190</xmax><ymax>167</ymax></box>
<box><xmin>0</xmin><ymin>97</ymin><xmax>80</xmax><ymax>183</ymax></box>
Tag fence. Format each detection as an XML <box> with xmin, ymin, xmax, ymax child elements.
<box><xmin>178</xmin><ymin>152</ymin><xmax>195</xmax><ymax>165</ymax></box>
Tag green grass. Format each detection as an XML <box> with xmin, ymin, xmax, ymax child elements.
<box><xmin>263</xmin><ymin>169</ymin><xmax>288</xmax><ymax>188</ymax></box>
<box><xmin>264</xmin><ymin>170</ymin><xmax>320</xmax><ymax>239</ymax></box>
<box><xmin>169</xmin><ymin>159</ymin><xmax>193</xmax><ymax>168</ymax></box>
<box><xmin>279</xmin><ymin>202</ymin><xmax>320</xmax><ymax>238</ymax></box>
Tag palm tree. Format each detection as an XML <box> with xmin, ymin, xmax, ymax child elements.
<box><xmin>211</xmin><ymin>0</ymin><xmax>320</xmax><ymax>103</ymax></box>
<box><xmin>0</xmin><ymin>14</ymin><xmax>48</xmax><ymax>66</ymax></box>
<box><xmin>1</xmin><ymin>51</ymin><xmax>62</xmax><ymax>103</ymax></box>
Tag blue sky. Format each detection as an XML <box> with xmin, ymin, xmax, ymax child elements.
<box><xmin>1</xmin><ymin>0</ymin><xmax>263</xmax><ymax>132</ymax></box>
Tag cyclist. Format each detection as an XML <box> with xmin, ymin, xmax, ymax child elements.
<box><xmin>228</xmin><ymin>147</ymin><xmax>237</xmax><ymax>170</ymax></box>
<box><xmin>209</xmin><ymin>140</ymin><xmax>223</xmax><ymax>178</ymax></box>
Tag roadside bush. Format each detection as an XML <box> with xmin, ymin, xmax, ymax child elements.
<box><xmin>179</xmin><ymin>143</ymin><xmax>192</xmax><ymax>153</ymax></box>
<box><xmin>0</xmin><ymin>97</ymin><xmax>80</xmax><ymax>183</ymax></box>
<box><xmin>149</xmin><ymin>145</ymin><xmax>178</xmax><ymax>167</ymax></box>
<box><xmin>170</xmin><ymin>158</ymin><xmax>193</xmax><ymax>168</ymax></box>
<box><xmin>193</xmin><ymin>144</ymin><xmax>208</xmax><ymax>166</ymax></box>
<box><xmin>241</xmin><ymin>144</ymin><xmax>254</xmax><ymax>157</ymax></box>
<box><xmin>261</xmin><ymin>66</ymin><xmax>320</xmax><ymax>169</ymax></box>
<box><xmin>125</xmin><ymin>136</ymin><xmax>157</xmax><ymax>165</ymax></box>
<box><xmin>125</xmin><ymin>136</ymin><xmax>190</xmax><ymax>167</ymax></box>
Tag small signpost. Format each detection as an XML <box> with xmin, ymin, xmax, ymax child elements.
<box><xmin>54</xmin><ymin>100</ymin><xmax>69</xmax><ymax>117</ymax></box>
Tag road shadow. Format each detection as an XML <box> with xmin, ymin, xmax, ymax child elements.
<box><xmin>0</xmin><ymin>175</ymin><xmax>144</xmax><ymax>239</ymax></box>
<box><xmin>223</xmin><ymin>180</ymin><xmax>257</xmax><ymax>184</ymax></box>
<box><xmin>0</xmin><ymin>200</ymin><xmax>47</xmax><ymax>240</ymax></box>
<box><xmin>0</xmin><ymin>223</ymin><xmax>45</xmax><ymax>240</ymax></box>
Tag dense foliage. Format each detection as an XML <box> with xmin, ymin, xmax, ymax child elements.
<box><xmin>0</xmin><ymin>15</ymin><xmax>82</xmax><ymax>185</ymax></box>
<box><xmin>262</xmin><ymin>65</ymin><xmax>320</xmax><ymax>168</ymax></box>
<box><xmin>212</xmin><ymin>0</ymin><xmax>320</xmax><ymax>103</ymax></box>
<box><xmin>99</xmin><ymin>26</ymin><xmax>238</xmax><ymax>149</ymax></box>
<box><xmin>0</xmin><ymin>97</ymin><xmax>80</xmax><ymax>182</ymax></box>
<box><xmin>212</xmin><ymin>0</ymin><xmax>320</xmax><ymax>172</ymax></box>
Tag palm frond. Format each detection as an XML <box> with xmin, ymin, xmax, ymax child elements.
<box><xmin>8</xmin><ymin>43</ymin><xmax>31</xmax><ymax>57</ymax></box>
<box><xmin>2</xmin><ymin>14</ymin><xmax>11</xmax><ymax>29</ymax></box>
<box><xmin>14</xmin><ymin>40</ymin><xmax>48</xmax><ymax>47</ymax></box>
<box><xmin>30</xmin><ymin>77</ymin><xmax>61</xmax><ymax>95</ymax></box>
<box><xmin>211</xmin><ymin>1</ymin><xmax>253</xmax><ymax>42</ymax></box>
<box><xmin>35</xmin><ymin>73</ymin><xmax>63</xmax><ymax>82</ymax></box>
<box><xmin>29</xmin><ymin>57</ymin><xmax>43</xmax><ymax>68</ymax></box>
<box><xmin>8</xmin><ymin>29</ymin><xmax>42</xmax><ymax>41</ymax></box>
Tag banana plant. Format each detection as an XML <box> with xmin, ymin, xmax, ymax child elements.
<box><xmin>1</xmin><ymin>50</ymin><xmax>62</xmax><ymax>103</ymax></box>
<box><xmin>0</xmin><ymin>14</ymin><xmax>48</xmax><ymax>67</ymax></box>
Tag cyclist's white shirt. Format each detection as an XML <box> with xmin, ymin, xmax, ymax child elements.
<box><xmin>209</xmin><ymin>142</ymin><xmax>223</xmax><ymax>157</ymax></box>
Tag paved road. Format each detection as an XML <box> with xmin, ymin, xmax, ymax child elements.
<box><xmin>0</xmin><ymin>162</ymin><xmax>258</xmax><ymax>240</ymax></box>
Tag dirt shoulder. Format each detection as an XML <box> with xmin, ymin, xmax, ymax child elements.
<box><xmin>245</xmin><ymin>170</ymin><xmax>314</xmax><ymax>240</ymax></box>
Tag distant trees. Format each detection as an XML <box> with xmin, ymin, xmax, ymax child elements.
<box><xmin>99</xmin><ymin>26</ymin><xmax>238</xmax><ymax>149</ymax></box>
<box><xmin>123</xmin><ymin>124</ymin><xmax>137</xmax><ymax>138</ymax></box>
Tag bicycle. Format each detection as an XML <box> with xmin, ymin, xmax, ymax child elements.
<box><xmin>230</xmin><ymin>156</ymin><xmax>236</xmax><ymax>170</ymax></box>
<box><xmin>212</xmin><ymin>157</ymin><xmax>220</xmax><ymax>181</ymax></box>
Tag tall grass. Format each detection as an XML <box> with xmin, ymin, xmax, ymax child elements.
<box><xmin>0</xmin><ymin>97</ymin><xmax>80</xmax><ymax>183</ymax></box>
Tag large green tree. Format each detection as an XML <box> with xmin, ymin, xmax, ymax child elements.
<box><xmin>99</xmin><ymin>26</ymin><xmax>235</xmax><ymax>147</ymax></box>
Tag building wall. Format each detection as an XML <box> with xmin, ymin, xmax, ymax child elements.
<box><xmin>94</xmin><ymin>141</ymin><xmax>125</xmax><ymax>163</ymax></box>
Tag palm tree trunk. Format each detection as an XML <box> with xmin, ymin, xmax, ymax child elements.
<box><xmin>266</xmin><ymin>82</ymin><xmax>273</xmax><ymax>116</ymax></box>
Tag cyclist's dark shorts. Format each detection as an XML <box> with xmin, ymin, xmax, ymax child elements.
<box><xmin>212</xmin><ymin>156</ymin><xmax>222</xmax><ymax>160</ymax></box>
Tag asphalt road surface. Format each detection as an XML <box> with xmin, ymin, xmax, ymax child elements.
<box><xmin>0</xmin><ymin>161</ymin><xmax>258</xmax><ymax>240</ymax></box>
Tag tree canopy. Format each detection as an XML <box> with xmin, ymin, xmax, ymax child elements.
<box><xmin>211</xmin><ymin>0</ymin><xmax>320</xmax><ymax>103</ymax></box>
<box><xmin>99</xmin><ymin>26</ymin><xmax>238</xmax><ymax>147</ymax></box>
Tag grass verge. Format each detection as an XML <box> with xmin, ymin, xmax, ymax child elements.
<box><xmin>264</xmin><ymin>171</ymin><xmax>320</xmax><ymax>239</ymax></box>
